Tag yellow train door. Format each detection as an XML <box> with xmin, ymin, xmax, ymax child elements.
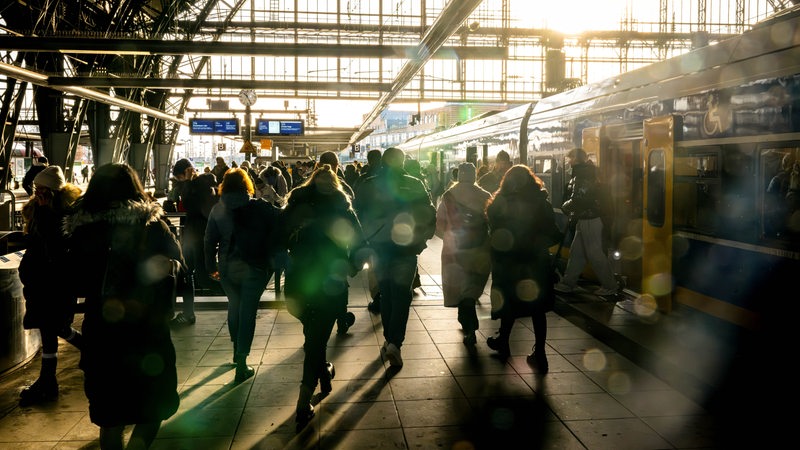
<box><xmin>642</xmin><ymin>116</ymin><xmax>676</xmax><ymax>313</ymax></box>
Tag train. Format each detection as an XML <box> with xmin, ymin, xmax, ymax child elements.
<box><xmin>396</xmin><ymin>6</ymin><xmax>800</xmax><ymax>327</ymax></box>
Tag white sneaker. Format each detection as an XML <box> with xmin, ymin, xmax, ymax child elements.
<box><xmin>594</xmin><ymin>287</ymin><xmax>618</xmax><ymax>296</ymax></box>
<box><xmin>384</xmin><ymin>343</ymin><xmax>403</xmax><ymax>367</ymax></box>
<box><xmin>554</xmin><ymin>282</ymin><xmax>575</xmax><ymax>293</ymax></box>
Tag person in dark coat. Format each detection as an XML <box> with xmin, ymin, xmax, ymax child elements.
<box><xmin>167</xmin><ymin>158</ymin><xmax>219</xmax><ymax>325</ymax></box>
<box><xmin>485</xmin><ymin>165</ymin><xmax>560</xmax><ymax>373</ymax></box>
<box><xmin>352</xmin><ymin>149</ymin><xmax>384</xmax><ymax>313</ymax></box>
<box><xmin>17</xmin><ymin>165</ymin><xmax>83</xmax><ymax>405</ymax></box>
<box><xmin>279</xmin><ymin>164</ymin><xmax>365</xmax><ymax>432</ymax></box>
<box><xmin>352</xmin><ymin>147</ymin><xmax>436</xmax><ymax>368</ymax></box>
<box><xmin>64</xmin><ymin>163</ymin><xmax>183</xmax><ymax>449</ymax></box>
<box><xmin>204</xmin><ymin>168</ymin><xmax>280</xmax><ymax>383</ymax></box>
<box><xmin>22</xmin><ymin>156</ymin><xmax>48</xmax><ymax>196</ymax></box>
<box><xmin>478</xmin><ymin>150</ymin><xmax>513</xmax><ymax>195</ymax></box>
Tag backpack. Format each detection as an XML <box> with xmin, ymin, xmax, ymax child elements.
<box><xmin>229</xmin><ymin>198</ymin><xmax>278</xmax><ymax>270</ymax></box>
<box><xmin>442</xmin><ymin>191</ymin><xmax>488</xmax><ymax>249</ymax></box>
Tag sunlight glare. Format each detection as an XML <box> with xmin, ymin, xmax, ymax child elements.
<box><xmin>511</xmin><ymin>0</ymin><xmax>636</xmax><ymax>34</ymax></box>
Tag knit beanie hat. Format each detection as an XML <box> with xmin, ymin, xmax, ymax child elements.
<box><xmin>457</xmin><ymin>162</ymin><xmax>477</xmax><ymax>184</ymax></box>
<box><xmin>33</xmin><ymin>165</ymin><xmax>66</xmax><ymax>190</ymax></box>
<box><xmin>172</xmin><ymin>158</ymin><xmax>193</xmax><ymax>176</ymax></box>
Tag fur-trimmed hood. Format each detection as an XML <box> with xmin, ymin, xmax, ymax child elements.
<box><xmin>63</xmin><ymin>199</ymin><xmax>164</xmax><ymax>235</ymax></box>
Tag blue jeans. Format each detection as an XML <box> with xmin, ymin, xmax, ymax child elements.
<box><xmin>373</xmin><ymin>252</ymin><xmax>418</xmax><ymax>348</ymax></box>
<box><xmin>220</xmin><ymin>260</ymin><xmax>268</xmax><ymax>357</ymax></box>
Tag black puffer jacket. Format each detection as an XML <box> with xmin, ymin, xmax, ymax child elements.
<box><xmin>562</xmin><ymin>162</ymin><xmax>603</xmax><ymax>220</ymax></box>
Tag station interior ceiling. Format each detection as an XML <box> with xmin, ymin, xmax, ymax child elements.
<box><xmin>1</xmin><ymin>0</ymin><xmax>798</xmax><ymax>170</ymax></box>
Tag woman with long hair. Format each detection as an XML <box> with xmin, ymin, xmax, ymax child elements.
<box><xmin>485</xmin><ymin>165</ymin><xmax>561</xmax><ymax>373</ymax></box>
<box><xmin>280</xmin><ymin>164</ymin><xmax>365</xmax><ymax>432</ymax></box>
<box><xmin>64</xmin><ymin>163</ymin><xmax>184</xmax><ymax>449</ymax></box>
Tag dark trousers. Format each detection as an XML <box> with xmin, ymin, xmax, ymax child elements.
<box><xmin>300</xmin><ymin>307</ymin><xmax>337</xmax><ymax>390</ymax></box>
<box><xmin>374</xmin><ymin>253</ymin><xmax>418</xmax><ymax>348</ymax></box>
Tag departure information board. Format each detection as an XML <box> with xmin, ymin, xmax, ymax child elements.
<box><xmin>189</xmin><ymin>118</ymin><xmax>240</xmax><ymax>135</ymax></box>
<box><xmin>256</xmin><ymin>119</ymin><xmax>305</xmax><ymax>136</ymax></box>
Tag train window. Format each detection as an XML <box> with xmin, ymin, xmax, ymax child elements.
<box><xmin>761</xmin><ymin>146</ymin><xmax>800</xmax><ymax>241</ymax></box>
<box><xmin>674</xmin><ymin>149</ymin><xmax>721</xmax><ymax>233</ymax></box>
<box><xmin>647</xmin><ymin>150</ymin><xmax>666</xmax><ymax>227</ymax></box>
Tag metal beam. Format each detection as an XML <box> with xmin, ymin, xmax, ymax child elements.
<box><xmin>0</xmin><ymin>61</ymin><xmax>188</xmax><ymax>127</ymax></box>
<box><xmin>48</xmin><ymin>77</ymin><xmax>392</xmax><ymax>91</ymax></box>
<box><xmin>350</xmin><ymin>0</ymin><xmax>485</xmax><ymax>145</ymax></box>
<box><xmin>0</xmin><ymin>36</ymin><xmax>507</xmax><ymax>60</ymax></box>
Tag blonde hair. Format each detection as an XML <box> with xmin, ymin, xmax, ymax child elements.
<box><xmin>218</xmin><ymin>168</ymin><xmax>254</xmax><ymax>196</ymax></box>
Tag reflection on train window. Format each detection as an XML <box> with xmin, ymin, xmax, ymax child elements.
<box><xmin>533</xmin><ymin>157</ymin><xmax>561</xmax><ymax>203</ymax></box>
<box><xmin>674</xmin><ymin>149</ymin><xmax>721</xmax><ymax>234</ymax></box>
<box><xmin>647</xmin><ymin>150</ymin><xmax>666</xmax><ymax>227</ymax></box>
<box><xmin>761</xmin><ymin>146</ymin><xmax>800</xmax><ymax>241</ymax></box>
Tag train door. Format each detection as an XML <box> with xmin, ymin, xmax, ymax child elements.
<box><xmin>604</xmin><ymin>123</ymin><xmax>644</xmax><ymax>292</ymax></box>
<box><xmin>642</xmin><ymin>116</ymin><xmax>676</xmax><ymax>313</ymax></box>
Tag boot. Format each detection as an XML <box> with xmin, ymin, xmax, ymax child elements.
<box><xmin>19</xmin><ymin>357</ymin><xmax>58</xmax><ymax>405</ymax></box>
<box><xmin>319</xmin><ymin>362</ymin><xmax>335</xmax><ymax>395</ymax></box>
<box><xmin>295</xmin><ymin>384</ymin><xmax>315</xmax><ymax>433</ymax></box>
<box><xmin>234</xmin><ymin>353</ymin><xmax>255</xmax><ymax>383</ymax></box>
<box><xmin>487</xmin><ymin>334</ymin><xmax>511</xmax><ymax>359</ymax></box>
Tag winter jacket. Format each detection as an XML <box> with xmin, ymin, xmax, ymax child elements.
<box><xmin>435</xmin><ymin>176</ymin><xmax>491</xmax><ymax>307</ymax></box>
<box><xmin>487</xmin><ymin>185</ymin><xmax>559</xmax><ymax>319</ymax></box>
<box><xmin>352</xmin><ymin>165</ymin><xmax>436</xmax><ymax>256</ymax></box>
<box><xmin>562</xmin><ymin>162</ymin><xmax>604</xmax><ymax>220</ymax></box>
<box><xmin>18</xmin><ymin>184</ymin><xmax>82</xmax><ymax>329</ymax></box>
<box><xmin>64</xmin><ymin>199</ymin><xmax>183</xmax><ymax>427</ymax></box>
<box><xmin>279</xmin><ymin>183</ymin><xmax>364</xmax><ymax>319</ymax></box>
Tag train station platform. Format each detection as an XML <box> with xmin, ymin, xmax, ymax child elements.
<box><xmin>0</xmin><ymin>236</ymin><xmax>766</xmax><ymax>449</ymax></box>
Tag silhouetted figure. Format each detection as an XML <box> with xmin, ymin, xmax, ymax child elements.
<box><xmin>18</xmin><ymin>165</ymin><xmax>83</xmax><ymax>405</ymax></box>
<box><xmin>280</xmin><ymin>164</ymin><xmax>365</xmax><ymax>432</ymax></box>
<box><xmin>353</xmin><ymin>147</ymin><xmax>436</xmax><ymax>368</ymax></box>
<box><xmin>485</xmin><ymin>165</ymin><xmax>560</xmax><ymax>373</ymax></box>
<box><xmin>205</xmin><ymin>168</ymin><xmax>280</xmax><ymax>383</ymax></box>
<box><xmin>65</xmin><ymin>163</ymin><xmax>183</xmax><ymax>449</ymax></box>
<box><xmin>435</xmin><ymin>162</ymin><xmax>491</xmax><ymax>346</ymax></box>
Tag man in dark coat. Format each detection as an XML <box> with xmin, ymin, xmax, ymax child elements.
<box><xmin>168</xmin><ymin>158</ymin><xmax>219</xmax><ymax>325</ymax></box>
<box><xmin>353</xmin><ymin>147</ymin><xmax>436</xmax><ymax>368</ymax></box>
<box><xmin>22</xmin><ymin>156</ymin><xmax>48</xmax><ymax>195</ymax></box>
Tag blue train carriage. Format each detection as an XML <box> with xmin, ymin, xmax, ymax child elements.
<box><xmin>397</xmin><ymin>103</ymin><xmax>533</xmax><ymax>177</ymax></box>
<box><xmin>525</xmin><ymin>7</ymin><xmax>800</xmax><ymax>327</ymax></box>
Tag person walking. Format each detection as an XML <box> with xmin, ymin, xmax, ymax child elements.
<box><xmin>435</xmin><ymin>162</ymin><xmax>491</xmax><ymax>346</ymax></box>
<box><xmin>485</xmin><ymin>165</ymin><xmax>561</xmax><ymax>373</ymax></box>
<box><xmin>279</xmin><ymin>164</ymin><xmax>365</xmax><ymax>432</ymax></box>
<box><xmin>352</xmin><ymin>149</ymin><xmax>384</xmax><ymax>314</ymax></box>
<box><xmin>554</xmin><ymin>148</ymin><xmax>619</xmax><ymax>296</ymax></box>
<box><xmin>17</xmin><ymin>165</ymin><xmax>83</xmax><ymax>405</ymax></box>
<box><xmin>478</xmin><ymin>150</ymin><xmax>513</xmax><ymax>195</ymax></box>
<box><xmin>167</xmin><ymin>158</ymin><xmax>219</xmax><ymax>325</ymax></box>
<box><xmin>211</xmin><ymin>156</ymin><xmax>229</xmax><ymax>184</ymax></box>
<box><xmin>204</xmin><ymin>168</ymin><xmax>280</xmax><ymax>383</ymax></box>
<box><xmin>22</xmin><ymin>156</ymin><xmax>48</xmax><ymax>196</ymax></box>
<box><xmin>316</xmin><ymin>151</ymin><xmax>357</xmax><ymax>334</ymax></box>
<box><xmin>255</xmin><ymin>165</ymin><xmax>289</xmax><ymax>294</ymax></box>
<box><xmin>353</xmin><ymin>147</ymin><xmax>436</xmax><ymax>368</ymax></box>
<box><xmin>64</xmin><ymin>163</ymin><xmax>184</xmax><ymax>449</ymax></box>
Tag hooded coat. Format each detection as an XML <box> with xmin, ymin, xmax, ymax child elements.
<box><xmin>19</xmin><ymin>183</ymin><xmax>82</xmax><ymax>329</ymax></box>
<box><xmin>64</xmin><ymin>199</ymin><xmax>182</xmax><ymax>427</ymax></box>
<box><xmin>435</xmin><ymin>163</ymin><xmax>492</xmax><ymax>307</ymax></box>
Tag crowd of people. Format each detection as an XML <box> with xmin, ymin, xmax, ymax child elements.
<box><xmin>15</xmin><ymin>147</ymin><xmax>618</xmax><ymax>446</ymax></box>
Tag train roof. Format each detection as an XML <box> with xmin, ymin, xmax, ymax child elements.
<box><xmin>530</xmin><ymin>5</ymin><xmax>800</xmax><ymax>123</ymax></box>
<box><xmin>396</xmin><ymin>103</ymin><xmax>533</xmax><ymax>154</ymax></box>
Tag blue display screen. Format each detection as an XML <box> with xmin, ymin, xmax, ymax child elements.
<box><xmin>256</xmin><ymin>119</ymin><xmax>304</xmax><ymax>136</ymax></box>
<box><xmin>189</xmin><ymin>118</ymin><xmax>240</xmax><ymax>135</ymax></box>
